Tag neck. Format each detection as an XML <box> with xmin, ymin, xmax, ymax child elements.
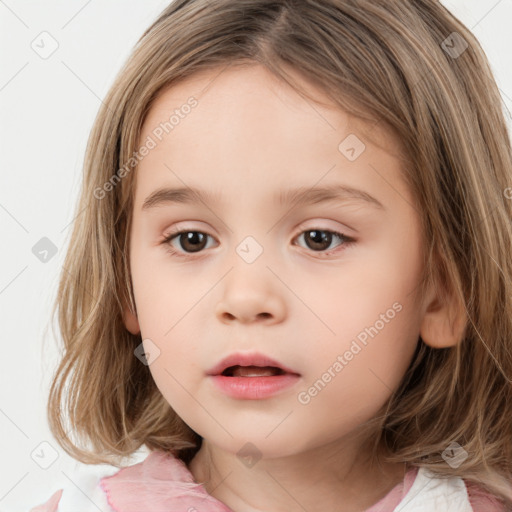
<box><xmin>187</xmin><ymin>435</ymin><xmax>406</xmax><ymax>512</ymax></box>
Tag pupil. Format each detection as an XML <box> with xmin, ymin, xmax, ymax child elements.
<box><xmin>181</xmin><ymin>232</ymin><xmax>206</xmax><ymax>252</ymax></box>
<box><xmin>306</xmin><ymin>230</ymin><xmax>331</xmax><ymax>250</ymax></box>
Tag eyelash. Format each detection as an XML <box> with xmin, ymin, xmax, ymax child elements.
<box><xmin>161</xmin><ymin>226</ymin><xmax>356</xmax><ymax>259</ymax></box>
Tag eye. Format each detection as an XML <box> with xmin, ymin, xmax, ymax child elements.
<box><xmin>162</xmin><ymin>230</ymin><xmax>216</xmax><ymax>257</ymax></box>
<box><xmin>294</xmin><ymin>229</ymin><xmax>355</xmax><ymax>256</ymax></box>
<box><xmin>161</xmin><ymin>227</ymin><xmax>356</xmax><ymax>258</ymax></box>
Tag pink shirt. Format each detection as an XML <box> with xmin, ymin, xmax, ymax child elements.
<box><xmin>30</xmin><ymin>450</ymin><xmax>507</xmax><ymax>512</ymax></box>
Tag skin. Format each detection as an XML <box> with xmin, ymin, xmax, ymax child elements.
<box><xmin>123</xmin><ymin>63</ymin><xmax>464</xmax><ymax>512</ymax></box>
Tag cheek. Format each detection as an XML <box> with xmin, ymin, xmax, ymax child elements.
<box><xmin>334</xmin><ymin>218</ymin><xmax>423</xmax><ymax>331</ymax></box>
<box><xmin>294</xmin><ymin>301</ymin><xmax>420</xmax><ymax>442</ymax></box>
<box><xmin>299</xmin><ymin>229</ymin><xmax>423</xmax><ymax>381</ymax></box>
<box><xmin>130</xmin><ymin>241</ymin><xmax>209</xmax><ymax>336</ymax></box>
<box><xmin>129</xmin><ymin>247</ymin><xmax>208</xmax><ymax>391</ymax></box>
<box><xmin>141</xmin><ymin>332</ymin><xmax>205</xmax><ymax>421</ymax></box>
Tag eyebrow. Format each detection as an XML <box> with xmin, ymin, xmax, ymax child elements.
<box><xmin>142</xmin><ymin>184</ymin><xmax>385</xmax><ymax>211</ymax></box>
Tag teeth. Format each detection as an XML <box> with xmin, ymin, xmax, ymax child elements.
<box><xmin>229</xmin><ymin>365</ymin><xmax>283</xmax><ymax>377</ymax></box>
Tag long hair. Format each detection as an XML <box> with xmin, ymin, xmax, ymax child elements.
<box><xmin>46</xmin><ymin>0</ymin><xmax>512</xmax><ymax>505</ymax></box>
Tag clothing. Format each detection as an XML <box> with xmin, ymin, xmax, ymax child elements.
<box><xmin>28</xmin><ymin>449</ymin><xmax>506</xmax><ymax>512</ymax></box>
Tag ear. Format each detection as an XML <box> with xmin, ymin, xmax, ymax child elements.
<box><xmin>419</xmin><ymin>272</ymin><xmax>467</xmax><ymax>348</ymax></box>
<box><xmin>122</xmin><ymin>300</ymin><xmax>141</xmax><ymax>336</ymax></box>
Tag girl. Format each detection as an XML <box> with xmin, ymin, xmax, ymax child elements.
<box><xmin>30</xmin><ymin>0</ymin><xmax>512</xmax><ymax>511</ymax></box>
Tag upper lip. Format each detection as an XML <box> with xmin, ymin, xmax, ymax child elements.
<box><xmin>207</xmin><ymin>351</ymin><xmax>300</xmax><ymax>376</ymax></box>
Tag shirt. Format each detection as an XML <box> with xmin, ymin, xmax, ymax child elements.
<box><xmin>28</xmin><ymin>449</ymin><xmax>506</xmax><ymax>512</ymax></box>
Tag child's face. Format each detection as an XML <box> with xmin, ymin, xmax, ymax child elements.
<box><xmin>126</xmin><ymin>64</ymin><xmax>428</xmax><ymax>458</ymax></box>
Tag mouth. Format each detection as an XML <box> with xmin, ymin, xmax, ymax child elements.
<box><xmin>207</xmin><ymin>353</ymin><xmax>301</xmax><ymax>399</ymax></box>
<box><xmin>221</xmin><ymin>365</ymin><xmax>287</xmax><ymax>377</ymax></box>
<box><xmin>207</xmin><ymin>352</ymin><xmax>300</xmax><ymax>377</ymax></box>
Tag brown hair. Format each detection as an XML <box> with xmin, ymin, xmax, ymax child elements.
<box><xmin>46</xmin><ymin>0</ymin><xmax>512</xmax><ymax>506</ymax></box>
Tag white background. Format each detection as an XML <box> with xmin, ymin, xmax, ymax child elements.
<box><xmin>1</xmin><ymin>1</ymin><xmax>511</xmax><ymax>510</ymax></box>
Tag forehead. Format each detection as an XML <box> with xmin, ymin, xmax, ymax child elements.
<box><xmin>132</xmin><ymin>64</ymin><xmax>410</xmax><ymax>210</ymax></box>
<box><xmin>142</xmin><ymin>63</ymin><xmax>404</xmax><ymax>154</ymax></box>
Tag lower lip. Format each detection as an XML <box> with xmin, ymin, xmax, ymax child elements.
<box><xmin>209</xmin><ymin>373</ymin><xmax>301</xmax><ymax>399</ymax></box>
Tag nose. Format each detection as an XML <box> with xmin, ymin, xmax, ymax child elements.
<box><xmin>215</xmin><ymin>263</ymin><xmax>286</xmax><ymax>325</ymax></box>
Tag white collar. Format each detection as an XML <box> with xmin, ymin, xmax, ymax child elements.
<box><xmin>392</xmin><ymin>465</ymin><xmax>473</xmax><ymax>512</ymax></box>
